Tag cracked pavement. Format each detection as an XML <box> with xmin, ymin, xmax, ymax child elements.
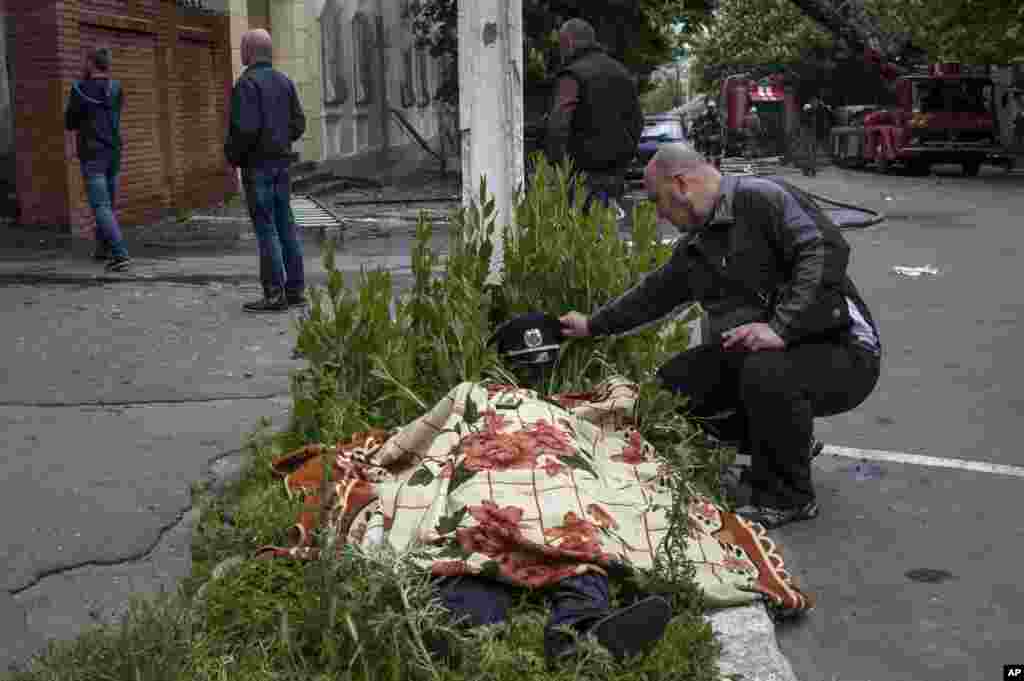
<box><xmin>0</xmin><ymin>281</ymin><xmax>306</xmax><ymax>671</ymax></box>
<box><xmin>0</xmin><ymin>195</ymin><xmax>441</xmax><ymax>672</ymax></box>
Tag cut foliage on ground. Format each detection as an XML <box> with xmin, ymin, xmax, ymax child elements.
<box><xmin>8</xmin><ymin>158</ymin><xmax>736</xmax><ymax>681</ymax></box>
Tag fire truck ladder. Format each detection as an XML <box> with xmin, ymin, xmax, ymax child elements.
<box><xmin>785</xmin><ymin>0</ymin><xmax>925</xmax><ymax>64</ymax></box>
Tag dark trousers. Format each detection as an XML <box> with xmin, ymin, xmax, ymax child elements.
<box><xmin>242</xmin><ymin>162</ymin><xmax>304</xmax><ymax>297</ymax></box>
<box><xmin>658</xmin><ymin>340</ymin><xmax>880</xmax><ymax>507</ymax></box>
<box><xmin>569</xmin><ymin>170</ymin><xmax>625</xmax><ymax>213</ymax></box>
<box><xmin>436</xmin><ymin>573</ymin><xmax>610</xmax><ymax>634</ymax></box>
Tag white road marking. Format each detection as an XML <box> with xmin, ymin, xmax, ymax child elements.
<box><xmin>822</xmin><ymin>444</ymin><xmax>1024</xmax><ymax>479</ymax></box>
<box><xmin>733</xmin><ymin>445</ymin><xmax>1024</xmax><ymax>479</ymax></box>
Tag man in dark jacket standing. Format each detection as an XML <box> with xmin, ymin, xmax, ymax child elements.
<box><xmin>545</xmin><ymin>19</ymin><xmax>642</xmax><ymax>208</ymax></box>
<box><xmin>560</xmin><ymin>144</ymin><xmax>881</xmax><ymax>529</ymax></box>
<box><xmin>65</xmin><ymin>47</ymin><xmax>131</xmax><ymax>272</ymax></box>
<box><xmin>225</xmin><ymin>29</ymin><xmax>307</xmax><ymax>313</ymax></box>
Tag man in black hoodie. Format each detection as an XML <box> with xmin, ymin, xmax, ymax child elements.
<box><xmin>224</xmin><ymin>29</ymin><xmax>307</xmax><ymax>313</ymax></box>
<box><xmin>65</xmin><ymin>47</ymin><xmax>131</xmax><ymax>271</ymax></box>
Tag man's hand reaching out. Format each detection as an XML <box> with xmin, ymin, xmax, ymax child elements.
<box><xmin>559</xmin><ymin>312</ymin><xmax>591</xmax><ymax>338</ymax></box>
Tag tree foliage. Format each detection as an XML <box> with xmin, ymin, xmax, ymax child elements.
<box><xmin>408</xmin><ymin>0</ymin><xmax>696</xmax><ymax>103</ymax></box>
<box><xmin>642</xmin><ymin>76</ymin><xmax>687</xmax><ymax>114</ymax></box>
<box><xmin>685</xmin><ymin>0</ymin><xmax>1024</xmax><ymax>96</ymax></box>
<box><xmin>861</xmin><ymin>0</ymin><xmax>1024</xmax><ymax>65</ymax></box>
<box><xmin>685</xmin><ymin>0</ymin><xmax>833</xmax><ymax>93</ymax></box>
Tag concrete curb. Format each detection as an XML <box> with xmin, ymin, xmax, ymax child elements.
<box><xmin>0</xmin><ymin>265</ymin><xmax>418</xmax><ymax>287</ymax></box>
<box><xmin>708</xmin><ymin>604</ymin><xmax>800</xmax><ymax>681</ymax></box>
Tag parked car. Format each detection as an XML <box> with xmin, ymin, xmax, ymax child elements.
<box><xmin>627</xmin><ymin>114</ymin><xmax>687</xmax><ymax>182</ymax></box>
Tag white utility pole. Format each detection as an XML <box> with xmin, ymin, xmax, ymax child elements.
<box><xmin>458</xmin><ymin>0</ymin><xmax>524</xmax><ymax>285</ymax></box>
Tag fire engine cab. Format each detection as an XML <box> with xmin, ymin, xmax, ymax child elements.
<box><xmin>830</xmin><ymin>63</ymin><xmax>1013</xmax><ymax>176</ymax></box>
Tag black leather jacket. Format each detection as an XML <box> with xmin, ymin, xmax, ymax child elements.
<box><xmin>589</xmin><ymin>175</ymin><xmax>880</xmax><ymax>350</ymax></box>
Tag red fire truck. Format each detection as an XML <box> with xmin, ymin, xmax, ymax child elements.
<box><xmin>830</xmin><ymin>62</ymin><xmax>1013</xmax><ymax>175</ymax></box>
<box><xmin>720</xmin><ymin>73</ymin><xmax>797</xmax><ymax>158</ymax></box>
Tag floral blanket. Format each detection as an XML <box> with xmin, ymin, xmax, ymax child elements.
<box><xmin>257</xmin><ymin>378</ymin><xmax>813</xmax><ymax>614</ymax></box>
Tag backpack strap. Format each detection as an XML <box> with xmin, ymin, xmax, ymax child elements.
<box><xmin>108</xmin><ymin>80</ymin><xmax>121</xmax><ymax>140</ymax></box>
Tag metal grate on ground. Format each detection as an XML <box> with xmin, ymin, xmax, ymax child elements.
<box><xmin>718</xmin><ymin>156</ymin><xmax>786</xmax><ymax>176</ymax></box>
<box><xmin>291</xmin><ymin>195</ymin><xmax>344</xmax><ymax>229</ymax></box>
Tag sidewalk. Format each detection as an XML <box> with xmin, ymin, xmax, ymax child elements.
<box><xmin>0</xmin><ymin>216</ymin><xmax>438</xmax><ymax>289</ymax></box>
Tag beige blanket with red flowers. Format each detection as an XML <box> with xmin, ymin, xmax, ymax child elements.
<box><xmin>258</xmin><ymin>377</ymin><xmax>813</xmax><ymax>614</ymax></box>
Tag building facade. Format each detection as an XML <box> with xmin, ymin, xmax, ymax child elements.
<box><xmin>230</xmin><ymin>0</ymin><xmax>452</xmax><ymax>177</ymax></box>
<box><xmin>313</xmin><ymin>0</ymin><xmax>450</xmax><ymax>177</ymax></box>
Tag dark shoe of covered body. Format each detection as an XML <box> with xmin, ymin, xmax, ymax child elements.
<box><xmin>430</xmin><ymin>574</ymin><xmax>671</xmax><ymax>670</ymax></box>
<box><xmin>544</xmin><ymin>595</ymin><xmax>673</xmax><ymax>668</ymax></box>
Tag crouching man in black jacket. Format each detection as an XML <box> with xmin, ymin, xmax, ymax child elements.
<box><xmin>560</xmin><ymin>144</ymin><xmax>882</xmax><ymax>529</ymax></box>
<box><xmin>225</xmin><ymin>29</ymin><xmax>307</xmax><ymax>313</ymax></box>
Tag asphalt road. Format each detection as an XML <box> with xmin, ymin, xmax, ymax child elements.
<box><xmin>769</xmin><ymin>164</ymin><xmax>1024</xmax><ymax>681</ymax></box>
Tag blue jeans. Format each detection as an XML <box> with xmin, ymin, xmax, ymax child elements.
<box><xmin>81</xmin><ymin>158</ymin><xmax>128</xmax><ymax>258</ymax></box>
<box><xmin>242</xmin><ymin>162</ymin><xmax>304</xmax><ymax>296</ymax></box>
<box><xmin>435</xmin><ymin>573</ymin><xmax>610</xmax><ymax>633</ymax></box>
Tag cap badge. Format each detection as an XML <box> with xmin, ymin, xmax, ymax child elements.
<box><xmin>524</xmin><ymin>328</ymin><xmax>543</xmax><ymax>348</ymax></box>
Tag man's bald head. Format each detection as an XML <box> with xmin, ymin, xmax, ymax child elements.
<box><xmin>649</xmin><ymin>144</ymin><xmax>710</xmax><ymax>183</ymax></box>
<box><xmin>559</xmin><ymin>18</ymin><xmax>596</xmax><ymax>60</ymax></box>
<box><xmin>241</xmin><ymin>29</ymin><xmax>273</xmax><ymax>66</ymax></box>
<box><xmin>644</xmin><ymin>143</ymin><xmax>722</xmax><ymax>230</ymax></box>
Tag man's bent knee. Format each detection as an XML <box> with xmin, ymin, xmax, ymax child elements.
<box><xmin>738</xmin><ymin>351</ymin><xmax>792</xmax><ymax>394</ymax></box>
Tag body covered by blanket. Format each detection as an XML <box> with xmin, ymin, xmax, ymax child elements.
<box><xmin>259</xmin><ymin>378</ymin><xmax>813</xmax><ymax>614</ymax></box>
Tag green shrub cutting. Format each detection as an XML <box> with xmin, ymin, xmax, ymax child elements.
<box><xmin>8</xmin><ymin>157</ymin><xmax>732</xmax><ymax>681</ymax></box>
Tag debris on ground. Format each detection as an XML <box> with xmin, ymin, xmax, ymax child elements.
<box><xmin>892</xmin><ymin>265</ymin><xmax>939</xmax><ymax>277</ymax></box>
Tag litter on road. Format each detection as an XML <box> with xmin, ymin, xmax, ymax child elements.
<box><xmin>892</xmin><ymin>265</ymin><xmax>940</xmax><ymax>277</ymax></box>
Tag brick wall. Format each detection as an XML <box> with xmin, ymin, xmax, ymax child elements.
<box><xmin>8</xmin><ymin>1</ymin><xmax>74</xmax><ymax>230</ymax></box>
<box><xmin>8</xmin><ymin>0</ymin><xmax>237</xmax><ymax>236</ymax></box>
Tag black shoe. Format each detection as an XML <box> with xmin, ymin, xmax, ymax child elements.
<box><xmin>104</xmin><ymin>256</ymin><xmax>131</xmax><ymax>272</ymax></box>
<box><xmin>286</xmin><ymin>290</ymin><xmax>308</xmax><ymax>308</ymax></box>
<box><xmin>92</xmin><ymin>248</ymin><xmax>111</xmax><ymax>262</ymax></box>
<box><xmin>589</xmin><ymin>596</ymin><xmax>672</xmax><ymax>662</ymax></box>
<box><xmin>243</xmin><ymin>291</ymin><xmax>289</xmax><ymax>313</ymax></box>
<box><xmin>734</xmin><ymin>501</ymin><xmax>819</xmax><ymax>529</ymax></box>
<box><xmin>546</xmin><ymin>596</ymin><xmax>672</xmax><ymax>667</ymax></box>
<box><xmin>422</xmin><ymin>630</ymin><xmax>460</xmax><ymax>669</ymax></box>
